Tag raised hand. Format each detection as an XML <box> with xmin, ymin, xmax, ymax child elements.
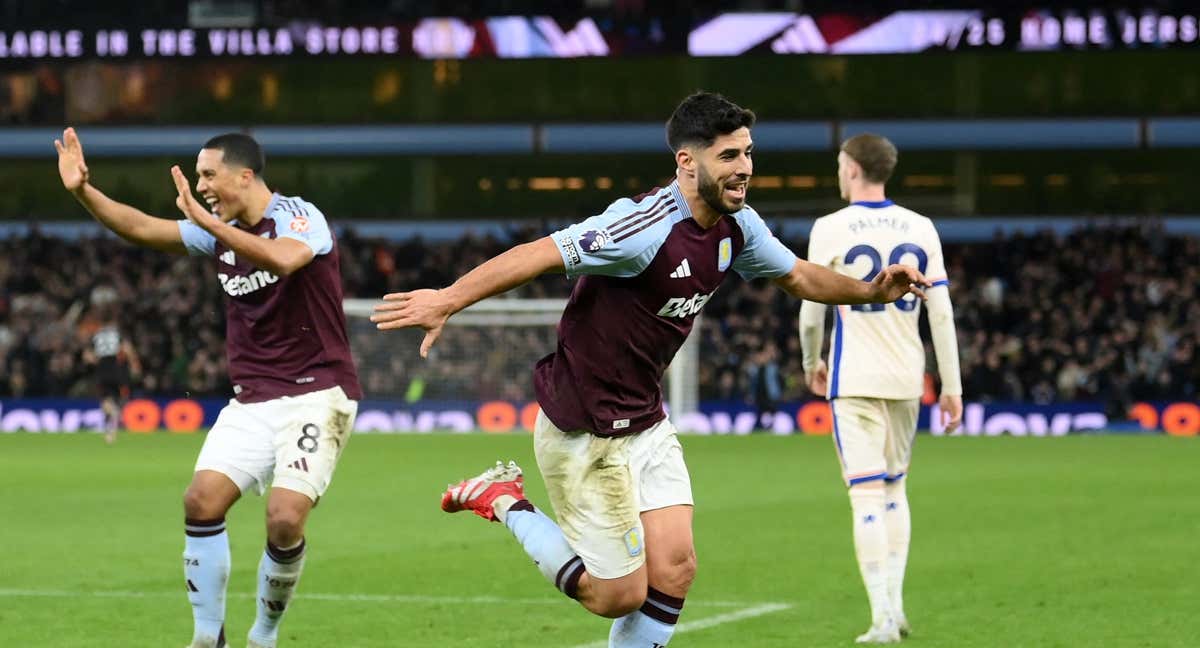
<box><xmin>54</xmin><ymin>127</ymin><xmax>89</xmax><ymax>194</ymax></box>
<box><xmin>170</xmin><ymin>165</ymin><xmax>213</xmax><ymax>228</ymax></box>
<box><xmin>872</xmin><ymin>264</ymin><xmax>930</xmax><ymax>303</ymax></box>
<box><xmin>370</xmin><ymin>289</ymin><xmax>453</xmax><ymax>358</ymax></box>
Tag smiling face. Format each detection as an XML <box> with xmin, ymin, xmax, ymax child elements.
<box><xmin>691</xmin><ymin>127</ymin><xmax>754</xmax><ymax>215</ymax></box>
<box><xmin>194</xmin><ymin>147</ymin><xmax>254</xmax><ymax>220</ymax></box>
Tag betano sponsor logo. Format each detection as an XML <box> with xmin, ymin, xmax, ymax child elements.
<box><xmin>2</xmin><ymin>399</ymin><xmax>1197</xmax><ymax>436</ymax></box>
<box><xmin>349</xmin><ymin>401</ymin><xmax>1198</xmax><ymax>436</ymax></box>
<box><xmin>928</xmin><ymin>403</ymin><xmax>1104</xmax><ymax>437</ymax></box>
<box><xmin>657</xmin><ymin>291</ymin><xmax>713</xmax><ymax>318</ymax></box>
<box><xmin>0</xmin><ymin>398</ymin><xmax>204</xmax><ymax>433</ymax></box>
<box><xmin>218</xmin><ymin>270</ymin><xmax>279</xmax><ymax>297</ymax></box>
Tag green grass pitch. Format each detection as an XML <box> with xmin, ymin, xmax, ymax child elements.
<box><xmin>0</xmin><ymin>432</ymin><xmax>1195</xmax><ymax>647</ymax></box>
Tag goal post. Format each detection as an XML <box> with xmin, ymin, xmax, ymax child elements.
<box><xmin>342</xmin><ymin>297</ymin><xmax>701</xmax><ymax>416</ymax></box>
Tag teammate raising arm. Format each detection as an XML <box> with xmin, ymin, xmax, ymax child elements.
<box><xmin>57</xmin><ymin>127</ymin><xmax>362</xmax><ymax>648</ymax></box>
<box><xmin>372</xmin><ymin>93</ymin><xmax>929</xmax><ymax>648</ymax></box>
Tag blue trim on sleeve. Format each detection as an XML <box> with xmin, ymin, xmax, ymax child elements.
<box><xmin>830</xmin><ymin>308</ymin><xmax>843</xmax><ymax>399</ymax></box>
<box><xmin>931</xmin><ymin>279</ymin><xmax>950</xmax><ymax>287</ymax></box>
<box><xmin>884</xmin><ymin>472</ymin><xmax>907</xmax><ymax>483</ymax></box>
<box><xmin>831</xmin><ymin>400</ymin><xmax>845</xmax><ymax>469</ymax></box>
<box><xmin>851</xmin><ymin>199</ymin><xmax>894</xmax><ymax>209</ymax></box>
<box><xmin>849</xmin><ymin>472</ymin><xmax>889</xmax><ymax>486</ymax></box>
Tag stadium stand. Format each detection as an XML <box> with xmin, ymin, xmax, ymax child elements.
<box><xmin>3</xmin><ymin>223</ymin><xmax>1195</xmax><ymax>414</ymax></box>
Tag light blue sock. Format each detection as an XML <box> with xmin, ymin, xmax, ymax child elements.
<box><xmin>183</xmin><ymin>518</ymin><xmax>230</xmax><ymax>644</ymax></box>
<box><xmin>609</xmin><ymin>587</ymin><xmax>684</xmax><ymax>647</ymax></box>
<box><xmin>503</xmin><ymin>501</ymin><xmax>585</xmax><ymax>598</ymax></box>
<box><xmin>248</xmin><ymin>539</ymin><xmax>307</xmax><ymax>647</ymax></box>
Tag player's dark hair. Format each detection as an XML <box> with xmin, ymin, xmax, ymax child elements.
<box><xmin>203</xmin><ymin>133</ymin><xmax>265</xmax><ymax>176</ymax></box>
<box><xmin>841</xmin><ymin>133</ymin><xmax>898</xmax><ymax>185</ymax></box>
<box><xmin>666</xmin><ymin>92</ymin><xmax>756</xmax><ymax>152</ymax></box>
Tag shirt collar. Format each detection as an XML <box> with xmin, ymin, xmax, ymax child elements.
<box><xmin>851</xmin><ymin>199</ymin><xmax>894</xmax><ymax>209</ymax></box>
<box><xmin>264</xmin><ymin>191</ymin><xmax>282</xmax><ymax>217</ymax></box>
<box><xmin>668</xmin><ymin>180</ymin><xmax>694</xmax><ymax>222</ymax></box>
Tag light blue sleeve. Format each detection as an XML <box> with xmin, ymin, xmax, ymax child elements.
<box><xmin>272</xmin><ymin>197</ymin><xmax>333</xmax><ymax>255</ymax></box>
<box><xmin>177</xmin><ymin>220</ymin><xmax>216</xmax><ymax>257</ymax></box>
<box><xmin>549</xmin><ymin>194</ymin><xmax>677</xmax><ymax>279</ymax></box>
<box><xmin>731</xmin><ymin>206</ymin><xmax>798</xmax><ymax>280</ymax></box>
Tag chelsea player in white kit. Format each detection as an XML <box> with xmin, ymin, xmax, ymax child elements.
<box><xmin>800</xmin><ymin>134</ymin><xmax>964</xmax><ymax>644</ymax></box>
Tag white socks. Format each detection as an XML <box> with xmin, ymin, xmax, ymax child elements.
<box><xmin>183</xmin><ymin>518</ymin><xmax>230</xmax><ymax>645</ymax></box>
<box><xmin>502</xmin><ymin>500</ymin><xmax>586</xmax><ymax>599</ymax></box>
<box><xmin>247</xmin><ymin>539</ymin><xmax>307</xmax><ymax>647</ymax></box>
<box><xmin>848</xmin><ymin>487</ymin><xmax>890</xmax><ymax>625</ymax></box>
<box><xmin>884</xmin><ymin>479</ymin><xmax>911</xmax><ymax>618</ymax></box>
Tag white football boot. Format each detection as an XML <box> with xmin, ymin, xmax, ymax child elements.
<box><xmin>855</xmin><ymin>617</ymin><xmax>901</xmax><ymax>644</ymax></box>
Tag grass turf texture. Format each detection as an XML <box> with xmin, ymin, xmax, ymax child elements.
<box><xmin>0</xmin><ymin>432</ymin><xmax>1194</xmax><ymax>647</ymax></box>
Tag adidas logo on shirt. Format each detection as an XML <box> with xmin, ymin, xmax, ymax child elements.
<box><xmin>287</xmin><ymin>458</ymin><xmax>310</xmax><ymax>472</ymax></box>
<box><xmin>219</xmin><ymin>250</ymin><xmax>235</xmax><ymax>265</ymax></box>
<box><xmin>669</xmin><ymin>259</ymin><xmax>692</xmax><ymax>278</ymax></box>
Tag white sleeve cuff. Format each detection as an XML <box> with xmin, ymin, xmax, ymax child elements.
<box><xmin>799</xmin><ymin>300</ymin><xmax>827</xmax><ymax>372</ymax></box>
<box><xmin>927</xmin><ymin>287</ymin><xmax>962</xmax><ymax>396</ymax></box>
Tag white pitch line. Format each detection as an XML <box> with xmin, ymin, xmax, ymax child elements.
<box><xmin>0</xmin><ymin>588</ymin><xmax>763</xmax><ymax>608</ymax></box>
<box><xmin>571</xmin><ymin>602</ymin><xmax>792</xmax><ymax>648</ymax></box>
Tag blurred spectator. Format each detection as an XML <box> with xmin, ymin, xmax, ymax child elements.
<box><xmin>745</xmin><ymin>342</ymin><xmax>783</xmax><ymax>423</ymax></box>
<box><xmin>2</xmin><ymin>224</ymin><xmax>1197</xmax><ymax>414</ymax></box>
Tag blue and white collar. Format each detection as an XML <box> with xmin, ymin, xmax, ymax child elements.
<box><xmin>851</xmin><ymin>199</ymin><xmax>894</xmax><ymax>209</ymax></box>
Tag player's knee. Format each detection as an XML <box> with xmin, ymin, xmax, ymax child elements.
<box><xmin>594</xmin><ymin>586</ymin><xmax>646</xmax><ymax>618</ymax></box>
<box><xmin>182</xmin><ymin>485</ymin><xmax>226</xmax><ymax>520</ymax></box>
<box><xmin>651</xmin><ymin>547</ymin><xmax>697</xmax><ymax>595</ymax></box>
<box><xmin>581</xmin><ymin>576</ymin><xmax>647</xmax><ymax>618</ymax></box>
<box><xmin>265</xmin><ymin>505</ymin><xmax>306</xmax><ymax>546</ymax></box>
<box><xmin>675</xmin><ymin>550</ymin><xmax>698</xmax><ymax>591</ymax></box>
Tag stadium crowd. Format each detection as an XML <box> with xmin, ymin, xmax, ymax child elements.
<box><xmin>2</xmin><ymin>223</ymin><xmax>1196</xmax><ymax>414</ymax></box>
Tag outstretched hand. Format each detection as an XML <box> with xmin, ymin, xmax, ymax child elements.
<box><xmin>54</xmin><ymin>127</ymin><xmax>89</xmax><ymax>195</ymax></box>
<box><xmin>169</xmin><ymin>166</ymin><xmax>220</xmax><ymax>228</ymax></box>
<box><xmin>871</xmin><ymin>264</ymin><xmax>930</xmax><ymax>303</ymax></box>
<box><xmin>370</xmin><ymin>289</ymin><xmax>454</xmax><ymax>358</ymax></box>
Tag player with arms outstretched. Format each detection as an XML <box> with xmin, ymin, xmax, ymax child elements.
<box><xmin>799</xmin><ymin>134</ymin><xmax>963</xmax><ymax>643</ymax></box>
<box><xmin>55</xmin><ymin>128</ymin><xmax>362</xmax><ymax>648</ymax></box>
<box><xmin>372</xmin><ymin>93</ymin><xmax>930</xmax><ymax>647</ymax></box>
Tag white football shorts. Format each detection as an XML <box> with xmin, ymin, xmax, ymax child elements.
<box><xmin>534</xmin><ymin>409</ymin><xmax>694</xmax><ymax>580</ymax></box>
<box><xmin>195</xmin><ymin>385</ymin><xmax>358</xmax><ymax>502</ymax></box>
<box><xmin>830</xmin><ymin>396</ymin><xmax>919</xmax><ymax>487</ymax></box>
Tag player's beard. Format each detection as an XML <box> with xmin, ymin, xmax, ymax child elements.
<box><xmin>697</xmin><ymin>164</ymin><xmax>742</xmax><ymax>215</ymax></box>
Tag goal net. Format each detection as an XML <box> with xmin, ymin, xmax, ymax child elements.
<box><xmin>342</xmin><ymin>298</ymin><xmax>700</xmax><ymax>416</ymax></box>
